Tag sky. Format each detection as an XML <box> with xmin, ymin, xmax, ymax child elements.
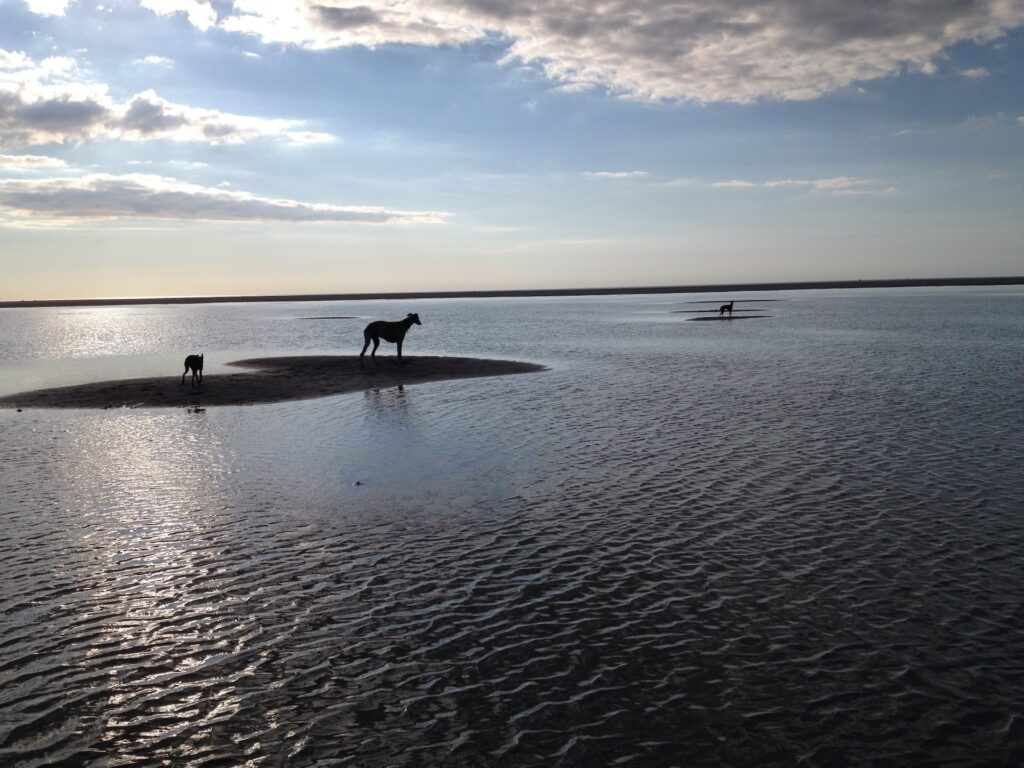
<box><xmin>1</xmin><ymin>0</ymin><xmax>1022</xmax><ymax>300</ymax></box>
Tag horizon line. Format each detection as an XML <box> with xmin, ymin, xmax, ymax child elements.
<box><xmin>2</xmin><ymin>275</ymin><xmax>1022</xmax><ymax>309</ymax></box>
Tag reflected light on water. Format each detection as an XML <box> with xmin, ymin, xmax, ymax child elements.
<box><xmin>54</xmin><ymin>412</ymin><xmax>265</xmax><ymax>762</ymax></box>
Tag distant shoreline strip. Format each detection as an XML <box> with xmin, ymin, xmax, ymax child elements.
<box><xmin>1</xmin><ymin>276</ymin><xmax>1021</xmax><ymax>310</ymax></box>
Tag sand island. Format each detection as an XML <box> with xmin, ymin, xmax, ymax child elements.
<box><xmin>0</xmin><ymin>356</ymin><xmax>545</xmax><ymax>409</ymax></box>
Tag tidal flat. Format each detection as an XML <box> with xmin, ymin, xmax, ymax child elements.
<box><xmin>1</xmin><ymin>287</ymin><xmax>1022</xmax><ymax>766</ymax></box>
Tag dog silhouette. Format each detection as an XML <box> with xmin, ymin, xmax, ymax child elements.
<box><xmin>181</xmin><ymin>354</ymin><xmax>203</xmax><ymax>387</ymax></box>
<box><xmin>360</xmin><ymin>313</ymin><xmax>421</xmax><ymax>366</ymax></box>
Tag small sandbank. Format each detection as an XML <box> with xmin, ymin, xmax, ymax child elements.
<box><xmin>687</xmin><ymin>315</ymin><xmax>770</xmax><ymax>321</ymax></box>
<box><xmin>672</xmin><ymin>309</ymin><xmax>767</xmax><ymax>313</ymax></box>
<box><xmin>0</xmin><ymin>356</ymin><xmax>545</xmax><ymax>409</ymax></box>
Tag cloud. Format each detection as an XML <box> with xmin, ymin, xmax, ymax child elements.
<box><xmin>712</xmin><ymin>179</ymin><xmax>758</xmax><ymax>189</ymax></box>
<box><xmin>123</xmin><ymin>0</ymin><xmax>1024</xmax><ymax>102</ymax></box>
<box><xmin>0</xmin><ymin>173</ymin><xmax>449</xmax><ymax>225</ymax></box>
<box><xmin>761</xmin><ymin>177</ymin><xmax>864</xmax><ymax>190</ymax></box>
<box><xmin>219</xmin><ymin>2</ymin><xmax>483</xmax><ymax>49</ymax></box>
<box><xmin>0</xmin><ymin>49</ymin><xmax>336</xmax><ymax>148</ymax></box>
<box><xmin>0</xmin><ymin>153</ymin><xmax>68</xmax><ymax>171</ymax></box>
<box><xmin>136</xmin><ymin>55</ymin><xmax>176</xmax><ymax>68</ymax></box>
<box><xmin>284</xmin><ymin>130</ymin><xmax>335</xmax><ymax>145</ymax></box>
<box><xmin>717</xmin><ymin>176</ymin><xmax>894</xmax><ymax>195</ymax></box>
<box><xmin>959</xmin><ymin>67</ymin><xmax>990</xmax><ymax>78</ymax></box>
<box><xmin>139</xmin><ymin>0</ymin><xmax>218</xmax><ymax>31</ymax></box>
<box><xmin>585</xmin><ymin>170</ymin><xmax>648</xmax><ymax>179</ymax></box>
<box><xmin>806</xmin><ymin>177</ymin><xmax>872</xmax><ymax>192</ymax></box>
<box><xmin>24</xmin><ymin>0</ymin><xmax>71</xmax><ymax>16</ymax></box>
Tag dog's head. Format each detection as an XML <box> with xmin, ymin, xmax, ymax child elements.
<box><xmin>407</xmin><ymin>313</ymin><xmax>421</xmax><ymax>325</ymax></box>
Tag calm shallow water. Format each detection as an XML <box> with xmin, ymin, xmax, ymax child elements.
<box><xmin>1</xmin><ymin>287</ymin><xmax>1023</xmax><ymax>766</ymax></box>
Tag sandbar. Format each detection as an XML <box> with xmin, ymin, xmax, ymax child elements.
<box><xmin>687</xmin><ymin>315</ymin><xmax>770</xmax><ymax>321</ymax></box>
<box><xmin>672</xmin><ymin>309</ymin><xmax>767</xmax><ymax>313</ymax></box>
<box><xmin>0</xmin><ymin>356</ymin><xmax>545</xmax><ymax>409</ymax></box>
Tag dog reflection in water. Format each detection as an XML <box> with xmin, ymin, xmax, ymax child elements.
<box><xmin>181</xmin><ymin>354</ymin><xmax>203</xmax><ymax>387</ymax></box>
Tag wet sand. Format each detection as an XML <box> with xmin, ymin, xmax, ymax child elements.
<box><xmin>686</xmin><ymin>315</ymin><xmax>771</xmax><ymax>321</ymax></box>
<box><xmin>0</xmin><ymin>356</ymin><xmax>545</xmax><ymax>409</ymax></box>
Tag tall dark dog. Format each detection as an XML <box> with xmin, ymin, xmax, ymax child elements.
<box><xmin>360</xmin><ymin>313</ymin><xmax>421</xmax><ymax>365</ymax></box>
<box><xmin>719</xmin><ymin>301</ymin><xmax>734</xmax><ymax>317</ymax></box>
<box><xmin>182</xmin><ymin>354</ymin><xmax>203</xmax><ymax>387</ymax></box>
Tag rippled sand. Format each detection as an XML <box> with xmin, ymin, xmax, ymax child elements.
<box><xmin>1</xmin><ymin>290</ymin><xmax>1023</xmax><ymax>766</ymax></box>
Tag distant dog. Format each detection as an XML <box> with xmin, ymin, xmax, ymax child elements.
<box><xmin>719</xmin><ymin>301</ymin><xmax>734</xmax><ymax>317</ymax></box>
<box><xmin>182</xmin><ymin>354</ymin><xmax>203</xmax><ymax>387</ymax></box>
<box><xmin>360</xmin><ymin>313</ymin><xmax>421</xmax><ymax>366</ymax></box>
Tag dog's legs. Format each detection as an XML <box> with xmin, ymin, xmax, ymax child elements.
<box><xmin>182</xmin><ymin>366</ymin><xmax>188</xmax><ymax>385</ymax></box>
<box><xmin>397</xmin><ymin>339</ymin><xmax>403</xmax><ymax>364</ymax></box>
<box><xmin>371</xmin><ymin>337</ymin><xmax>380</xmax><ymax>365</ymax></box>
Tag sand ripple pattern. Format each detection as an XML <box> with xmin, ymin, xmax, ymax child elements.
<box><xmin>2</xmin><ymin>290</ymin><xmax>1023</xmax><ymax>766</ymax></box>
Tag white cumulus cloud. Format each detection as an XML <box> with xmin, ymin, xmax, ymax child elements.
<box><xmin>0</xmin><ymin>173</ymin><xmax>450</xmax><ymax>225</ymax></box>
<box><xmin>136</xmin><ymin>55</ymin><xmax>175</xmax><ymax>68</ymax></box>
<box><xmin>139</xmin><ymin>0</ymin><xmax>218</xmax><ymax>31</ymax></box>
<box><xmin>24</xmin><ymin>0</ymin><xmax>71</xmax><ymax>16</ymax></box>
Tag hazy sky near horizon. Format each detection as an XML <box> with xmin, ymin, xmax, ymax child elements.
<box><xmin>1</xmin><ymin>0</ymin><xmax>1022</xmax><ymax>299</ymax></box>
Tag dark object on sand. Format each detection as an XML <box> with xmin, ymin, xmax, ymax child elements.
<box><xmin>360</xmin><ymin>313</ymin><xmax>421</xmax><ymax>365</ymax></box>
<box><xmin>181</xmin><ymin>354</ymin><xmax>204</xmax><ymax>387</ymax></box>
<box><xmin>719</xmin><ymin>301</ymin><xmax>734</xmax><ymax>317</ymax></box>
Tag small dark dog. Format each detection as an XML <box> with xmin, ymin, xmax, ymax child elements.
<box><xmin>182</xmin><ymin>354</ymin><xmax>203</xmax><ymax>387</ymax></box>
<box><xmin>719</xmin><ymin>301</ymin><xmax>734</xmax><ymax>317</ymax></box>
